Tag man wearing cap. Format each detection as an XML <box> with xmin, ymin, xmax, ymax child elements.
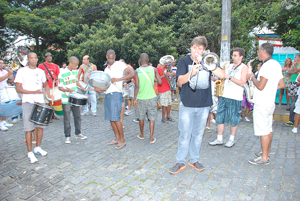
<box><xmin>38</xmin><ymin>52</ymin><xmax>60</xmax><ymax>120</ymax></box>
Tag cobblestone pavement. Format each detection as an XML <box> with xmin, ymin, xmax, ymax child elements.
<box><xmin>0</xmin><ymin>102</ymin><xmax>299</xmax><ymax>201</ymax></box>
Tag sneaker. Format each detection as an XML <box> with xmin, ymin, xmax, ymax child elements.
<box><xmin>205</xmin><ymin>127</ymin><xmax>211</xmax><ymax>133</ymax></box>
<box><xmin>248</xmin><ymin>156</ymin><xmax>270</xmax><ymax>165</ymax></box>
<box><xmin>65</xmin><ymin>137</ymin><xmax>71</xmax><ymax>144</ymax></box>
<box><xmin>208</xmin><ymin>138</ymin><xmax>224</xmax><ymax>146</ymax></box>
<box><xmin>253</xmin><ymin>151</ymin><xmax>262</xmax><ymax>158</ymax></box>
<box><xmin>244</xmin><ymin>117</ymin><xmax>250</xmax><ymax>122</ymax></box>
<box><xmin>292</xmin><ymin>127</ymin><xmax>297</xmax><ymax>134</ymax></box>
<box><xmin>169</xmin><ymin>163</ymin><xmax>186</xmax><ymax>174</ymax></box>
<box><xmin>28</xmin><ymin>152</ymin><xmax>38</xmax><ymax>163</ymax></box>
<box><xmin>0</xmin><ymin>124</ymin><xmax>8</xmax><ymax>131</ymax></box>
<box><xmin>81</xmin><ymin>111</ymin><xmax>89</xmax><ymax>116</ymax></box>
<box><xmin>75</xmin><ymin>134</ymin><xmax>87</xmax><ymax>140</ymax></box>
<box><xmin>210</xmin><ymin>119</ymin><xmax>216</xmax><ymax>123</ymax></box>
<box><xmin>125</xmin><ymin>106</ymin><xmax>128</xmax><ymax>110</ymax></box>
<box><xmin>92</xmin><ymin>112</ymin><xmax>97</xmax><ymax>116</ymax></box>
<box><xmin>284</xmin><ymin>121</ymin><xmax>294</xmax><ymax>127</ymax></box>
<box><xmin>124</xmin><ymin>110</ymin><xmax>132</xmax><ymax>116</ymax></box>
<box><xmin>34</xmin><ymin>147</ymin><xmax>48</xmax><ymax>156</ymax></box>
<box><xmin>188</xmin><ymin>162</ymin><xmax>205</xmax><ymax>171</ymax></box>
<box><xmin>224</xmin><ymin>140</ymin><xmax>235</xmax><ymax>148</ymax></box>
<box><xmin>286</xmin><ymin>107</ymin><xmax>290</xmax><ymax>111</ymax></box>
<box><xmin>133</xmin><ymin>118</ymin><xmax>139</xmax><ymax>123</ymax></box>
<box><xmin>3</xmin><ymin>121</ymin><xmax>13</xmax><ymax>127</ymax></box>
<box><xmin>12</xmin><ymin>119</ymin><xmax>18</xmax><ymax>124</ymax></box>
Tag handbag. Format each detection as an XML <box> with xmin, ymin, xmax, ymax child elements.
<box><xmin>138</xmin><ymin>67</ymin><xmax>160</xmax><ymax>102</ymax></box>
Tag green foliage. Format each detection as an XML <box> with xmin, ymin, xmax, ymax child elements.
<box><xmin>267</xmin><ymin>0</ymin><xmax>300</xmax><ymax>49</ymax></box>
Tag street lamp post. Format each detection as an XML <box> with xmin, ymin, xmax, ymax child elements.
<box><xmin>220</xmin><ymin>0</ymin><xmax>231</xmax><ymax>65</ymax></box>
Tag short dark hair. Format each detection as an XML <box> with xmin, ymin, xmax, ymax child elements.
<box><xmin>233</xmin><ymin>47</ymin><xmax>245</xmax><ymax>58</ymax></box>
<box><xmin>106</xmin><ymin>49</ymin><xmax>115</xmax><ymax>55</ymax></box>
<box><xmin>191</xmin><ymin>36</ymin><xmax>208</xmax><ymax>49</ymax></box>
<box><xmin>295</xmin><ymin>54</ymin><xmax>300</xmax><ymax>58</ymax></box>
<box><xmin>0</xmin><ymin>58</ymin><xmax>3</xmax><ymax>61</ymax></box>
<box><xmin>69</xmin><ymin>56</ymin><xmax>79</xmax><ymax>63</ymax></box>
<box><xmin>27</xmin><ymin>52</ymin><xmax>37</xmax><ymax>57</ymax></box>
<box><xmin>261</xmin><ymin>43</ymin><xmax>274</xmax><ymax>56</ymax></box>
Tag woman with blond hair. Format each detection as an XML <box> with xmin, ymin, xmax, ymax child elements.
<box><xmin>279</xmin><ymin>58</ymin><xmax>292</xmax><ymax>108</ymax></box>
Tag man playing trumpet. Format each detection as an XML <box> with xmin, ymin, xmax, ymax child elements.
<box><xmin>209</xmin><ymin>48</ymin><xmax>248</xmax><ymax>148</ymax></box>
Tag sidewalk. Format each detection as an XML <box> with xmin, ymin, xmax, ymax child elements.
<box><xmin>0</xmin><ymin>102</ymin><xmax>298</xmax><ymax>200</ymax></box>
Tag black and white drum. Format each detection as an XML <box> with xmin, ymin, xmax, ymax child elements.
<box><xmin>88</xmin><ymin>71</ymin><xmax>111</xmax><ymax>89</ymax></box>
<box><xmin>68</xmin><ymin>93</ymin><xmax>88</xmax><ymax>106</ymax></box>
<box><xmin>29</xmin><ymin>103</ymin><xmax>54</xmax><ymax>126</ymax></box>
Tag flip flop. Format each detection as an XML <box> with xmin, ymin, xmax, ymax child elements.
<box><xmin>137</xmin><ymin>135</ymin><xmax>144</xmax><ymax>140</ymax></box>
<box><xmin>107</xmin><ymin>140</ymin><xmax>118</xmax><ymax>145</ymax></box>
<box><xmin>161</xmin><ymin>118</ymin><xmax>169</xmax><ymax>123</ymax></box>
<box><xmin>166</xmin><ymin>117</ymin><xmax>175</xmax><ymax>122</ymax></box>
<box><xmin>115</xmin><ymin>143</ymin><xmax>126</xmax><ymax>149</ymax></box>
<box><xmin>150</xmin><ymin>138</ymin><xmax>156</xmax><ymax>144</ymax></box>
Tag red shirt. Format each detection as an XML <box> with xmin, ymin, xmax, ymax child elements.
<box><xmin>157</xmin><ymin>66</ymin><xmax>170</xmax><ymax>93</ymax></box>
<box><xmin>38</xmin><ymin>62</ymin><xmax>60</xmax><ymax>88</ymax></box>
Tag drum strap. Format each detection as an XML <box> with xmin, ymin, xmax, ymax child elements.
<box><xmin>42</xmin><ymin>63</ymin><xmax>54</xmax><ymax>81</ymax></box>
<box><xmin>81</xmin><ymin>64</ymin><xmax>91</xmax><ymax>81</ymax></box>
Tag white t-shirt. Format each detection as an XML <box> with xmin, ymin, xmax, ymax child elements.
<box><xmin>104</xmin><ymin>61</ymin><xmax>127</xmax><ymax>94</ymax></box>
<box><xmin>14</xmin><ymin>66</ymin><xmax>47</xmax><ymax>104</ymax></box>
<box><xmin>253</xmin><ymin>59</ymin><xmax>283</xmax><ymax>106</ymax></box>
<box><xmin>222</xmin><ymin>63</ymin><xmax>246</xmax><ymax>101</ymax></box>
<box><xmin>0</xmin><ymin>69</ymin><xmax>8</xmax><ymax>89</ymax></box>
<box><xmin>296</xmin><ymin>74</ymin><xmax>300</xmax><ymax>95</ymax></box>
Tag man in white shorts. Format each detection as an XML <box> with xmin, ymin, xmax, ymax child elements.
<box><xmin>246</xmin><ymin>43</ymin><xmax>285</xmax><ymax>165</ymax></box>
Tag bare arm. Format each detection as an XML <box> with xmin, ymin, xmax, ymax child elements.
<box><xmin>43</xmin><ymin>81</ymin><xmax>51</xmax><ymax>98</ymax></box>
<box><xmin>76</xmin><ymin>65</ymin><xmax>83</xmax><ymax>84</ymax></box>
<box><xmin>16</xmin><ymin>83</ymin><xmax>43</xmax><ymax>94</ymax></box>
<box><xmin>133</xmin><ymin>71</ymin><xmax>139</xmax><ymax>108</ymax></box>
<box><xmin>277</xmin><ymin>78</ymin><xmax>285</xmax><ymax>90</ymax></box>
<box><xmin>111</xmin><ymin>66</ymin><xmax>134</xmax><ymax>83</ymax></box>
<box><xmin>211</xmin><ymin>67</ymin><xmax>226</xmax><ymax>79</ymax></box>
<box><xmin>0</xmin><ymin>69</ymin><xmax>13</xmax><ymax>82</ymax></box>
<box><xmin>58</xmin><ymin>86</ymin><xmax>75</xmax><ymax>93</ymax></box>
<box><xmin>251</xmin><ymin>75</ymin><xmax>268</xmax><ymax>91</ymax></box>
<box><xmin>227</xmin><ymin>65</ymin><xmax>248</xmax><ymax>87</ymax></box>
<box><xmin>155</xmin><ymin>69</ymin><xmax>162</xmax><ymax>85</ymax></box>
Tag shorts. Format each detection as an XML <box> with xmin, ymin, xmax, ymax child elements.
<box><xmin>242</xmin><ymin>94</ymin><xmax>254</xmax><ymax>109</ymax></box>
<box><xmin>216</xmin><ymin>97</ymin><xmax>242</xmax><ymax>127</ymax></box>
<box><xmin>135</xmin><ymin>98</ymin><xmax>157</xmax><ymax>121</ymax></box>
<box><xmin>294</xmin><ymin>96</ymin><xmax>300</xmax><ymax>114</ymax></box>
<box><xmin>210</xmin><ymin>96</ymin><xmax>218</xmax><ymax>113</ymax></box>
<box><xmin>253</xmin><ymin>104</ymin><xmax>275</xmax><ymax>136</ymax></box>
<box><xmin>22</xmin><ymin>102</ymin><xmax>46</xmax><ymax>132</ymax></box>
<box><xmin>288</xmin><ymin>82</ymin><xmax>298</xmax><ymax>96</ymax></box>
<box><xmin>159</xmin><ymin>90</ymin><xmax>172</xmax><ymax>107</ymax></box>
<box><xmin>104</xmin><ymin>92</ymin><xmax>123</xmax><ymax>121</ymax></box>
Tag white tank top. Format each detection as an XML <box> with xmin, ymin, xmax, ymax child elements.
<box><xmin>222</xmin><ymin>63</ymin><xmax>245</xmax><ymax>101</ymax></box>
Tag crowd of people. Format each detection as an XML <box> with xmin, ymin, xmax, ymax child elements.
<box><xmin>0</xmin><ymin>36</ymin><xmax>293</xmax><ymax>175</ymax></box>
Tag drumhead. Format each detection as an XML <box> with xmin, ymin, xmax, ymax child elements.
<box><xmin>34</xmin><ymin>103</ymin><xmax>55</xmax><ymax>110</ymax></box>
<box><xmin>69</xmin><ymin>93</ymin><xmax>88</xmax><ymax>99</ymax></box>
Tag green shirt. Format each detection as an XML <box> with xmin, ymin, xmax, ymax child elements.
<box><xmin>136</xmin><ymin>66</ymin><xmax>157</xmax><ymax>100</ymax></box>
<box><xmin>290</xmin><ymin>64</ymin><xmax>300</xmax><ymax>82</ymax></box>
<box><xmin>58</xmin><ymin>68</ymin><xmax>78</xmax><ymax>104</ymax></box>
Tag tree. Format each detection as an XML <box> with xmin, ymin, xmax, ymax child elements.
<box><xmin>266</xmin><ymin>0</ymin><xmax>300</xmax><ymax>49</ymax></box>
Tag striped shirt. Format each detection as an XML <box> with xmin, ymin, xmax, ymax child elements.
<box><xmin>58</xmin><ymin>68</ymin><xmax>78</xmax><ymax>104</ymax></box>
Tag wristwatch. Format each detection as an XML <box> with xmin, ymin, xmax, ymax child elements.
<box><xmin>229</xmin><ymin>76</ymin><xmax>232</xmax><ymax>80</ymax></box>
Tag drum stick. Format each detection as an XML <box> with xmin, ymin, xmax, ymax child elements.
<box><xmin>52</xmin><ymin>81</ymin><xmax>54</xmax><ymax>105</ymax></box>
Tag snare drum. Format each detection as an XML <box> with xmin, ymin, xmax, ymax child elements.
<box><xmin>46</xmin><ymin>86</ymin><xmax>62</xmax><ymax>102</ymax></box>
<box><xmin>0</xmin><ymin>86</ymin><xmax>21</xmax><ymax>104</ymax></box>
<box><xmin>88</xmin><ymin>71</ymin><xmax>111</xmax><ymax>89</ymax></box>
<box><xmin>68</xmin><ymin>93</ymin><xmax>88</xmax><ymax>106</ymax></box>
<box><xmin>77</xmin><ymin>81</ymin><xmax>88</xmax><ymax>94</ymax></box>
<box><xmin>29</xmin><ymin>103</ymin><xmax>54</xmax><ymax>126</ymax></box>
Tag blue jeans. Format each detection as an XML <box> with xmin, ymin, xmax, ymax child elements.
<box><xmin>83</xmin><ymin>85</ymin><xmax>97</xmax><ymax>113</ymax></box>
<box><xmin>176</xmin><ymin>102</ymin><xmax>210</xmax><ymax>164</ymax></box>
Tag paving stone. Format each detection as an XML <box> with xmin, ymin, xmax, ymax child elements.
<box><xmin>0</xmin><ymin>104</ymin><xmax>297</xmax><ymax>200</ymax></box>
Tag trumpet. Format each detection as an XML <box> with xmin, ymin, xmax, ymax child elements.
<box><xmin>188</xmin><ymin>50</ymin><xmax>220</xmax><ymax>90</ymax></box>
<box><xmin>4</xmin><ymin>62</ymin><xmax>20</xmax><ymax>72</ymax></box>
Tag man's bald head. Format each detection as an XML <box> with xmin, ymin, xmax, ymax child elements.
<box><xmin>69</xmin><ymin>56</ymin><xmax>79</xmax><ymax>64</ymax></box>
<box><xmin>106</xmin><ymin>49</ymin><xmax>115</xmax><ymax>56</ymax></box>
<box><xmin>139</xmin><ymin>53</ymin><xmax>149</xmax><ymax>65</ymax></box>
